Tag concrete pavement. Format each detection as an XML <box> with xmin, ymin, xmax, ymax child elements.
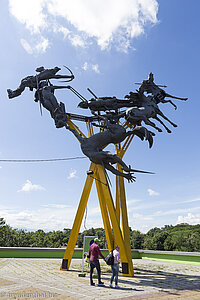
<box><xmin>0</xmin><ymin>258</ymin><xmax>199</xmax><ymax>299</ymax></box>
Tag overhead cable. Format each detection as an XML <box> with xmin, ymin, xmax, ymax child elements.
<box><xmin>0</xmin><ymin>156</ymin><xmax>86</xmax><ymax>163</ymax></box>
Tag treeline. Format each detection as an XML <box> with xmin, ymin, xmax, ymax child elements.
<box><xmin>0</xmin><ymin>218</ymin><xmax>200</xmax><ymax>252</ymax></box>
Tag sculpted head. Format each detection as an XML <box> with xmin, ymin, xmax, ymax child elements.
<box><xmin>54</xmin><ymin>66</ymin><xmax>61</xmax><ymax>72</ymax></box>
<box><xmin>39</xmin><ymin>80</ymin><xmax>48</xmax><ymax>88</ymax></box>
<box><xmin>78</xmin><ymin>101</ymin><xmax>89</xmax><ymax>109</ymax></box>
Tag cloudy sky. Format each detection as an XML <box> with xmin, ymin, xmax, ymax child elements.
<box><xmin>0</xmin><ymin>0</ymin><xmax>199</xmax><ymax>233</ymax></box>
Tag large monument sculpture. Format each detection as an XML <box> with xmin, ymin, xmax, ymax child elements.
<box><xmin>8</xmin><ymin>68</ymin><xmax>187</xmax><ymax>276</ymax></box>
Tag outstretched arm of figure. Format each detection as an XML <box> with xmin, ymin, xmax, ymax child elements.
<box><xmin>165</xmin><ymin>93</ymin><xmax>188</xmax><ymax>101</ymax></box>
<box><xmin>50</xmin><ymin>85</ymin><xmax>71</xmax><ymax>91</ymax></box>
<box><xmin>53</xmin><ymin>74</ymin><xmax>74</xmax><ymax>79</ymax></box>
<box><xmin>103</xmin><ymin>163</ymin><xmax>135</xmax><ymax>182</ymax></box>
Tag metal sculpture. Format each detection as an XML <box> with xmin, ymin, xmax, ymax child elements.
<box><xmin>64</xmin><ymin>122</ymin><xmax>153</xmax><ymax>182</ymax></box>
<box><xmin>68</xmin><ymin>86</ymin><xmax>140</xmax><ymax>115</ymax></box>
<box><xmin>34</xmin><ymin>81</ymin><xmax>68</xmax><ymax>127</ymax></box>
<box><xmin>123</xmin><ymin>73</ymin><xmax>187</xmax><ymax>133</ymax></box>
<box><xmin>124</xmin><ymin>93</ymin><xmax>178</xmax><ymax>133</ymax></box>
<box><xmin>8</xmin><ymin>68</ymin><xmax>187</xmax><ymax>277</ymax></box>
<box><xmin>7</xmin><ymin>66</ymin><xmax>74</xmax><ymax>99</ymax></box>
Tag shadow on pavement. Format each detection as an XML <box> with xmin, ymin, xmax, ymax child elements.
<box><xmin>112</xmin><ymin>268</ymin><xmax>200</xmax><ymax>291</ymax></box>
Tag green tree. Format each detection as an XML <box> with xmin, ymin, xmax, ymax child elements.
<box><xmin>149</xmin><ymin>231</ymin><xmax>169</xmax><ymax>250</ymax></box>
<box><xmin>130</xmin><ymin>230</ymin><xmax>144</xmax><ymax>249</ymax></box>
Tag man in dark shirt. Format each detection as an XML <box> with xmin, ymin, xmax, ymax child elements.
<box><xmin>89</xmin><ymin>237</ymin><xmax>105</xmax><ymax>286</ymax></box>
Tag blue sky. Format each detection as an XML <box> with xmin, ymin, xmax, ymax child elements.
<box><xmin>0</xmin><ymin>0</ymin><xmax>199</xmax><ymax>233</ymax></box>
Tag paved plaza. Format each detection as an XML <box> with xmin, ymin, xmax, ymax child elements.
<box><xmin>0</xmin><ymin>258</ymin><xmax>199</xmax><ymax>299</ymax></box>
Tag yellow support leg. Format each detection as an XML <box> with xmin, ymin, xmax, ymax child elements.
<box><xmin>96</xmin><ymin>165</ymin><xmax>132</xmax><ymax>276</ymax></box>
<box><xmin>60</xmin><ymin>164</ymin><xmax>95</xmax><ymax>270</ymax></box>
<box><xmin>118</xmin><ymin>173</ymin><xmax>134</xmax><ymax>276</ymax></box>
<box><xmin>115</xmin><ymin>146</ymin><xmax>121</xmax><ymax>224</ymax></box>
<box><xmin>115</xmin><ymin>143</ymin><xmax>134</xmax><ymax>277</ymax></box>
<box><xmin>115</xmin><ymin>175</ymin><xmax>120</xmax><ymax>224</ymax></box>
<box><xmin>95</xmin><ymin>170</ymin><xmax>114</xmax><ymax>251</ymax></box>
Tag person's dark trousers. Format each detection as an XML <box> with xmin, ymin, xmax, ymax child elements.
<box><xmin>90</xmin><ymin>260</ymin><xmax>101</xmax><ymax>284</ymax></box>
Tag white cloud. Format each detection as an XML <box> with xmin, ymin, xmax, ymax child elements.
<box><xmin>91</xmin><ymin>64</ymin><xmax>100</xmax><ymax>74</ymax></box>
<box><xmin>147</xmin><ymin>188</ymin><xmax>160</xmax><ymax>196</ymax></box>
<box><xmin>68</xmin><ymin>34</ymin><xmax>86</xmax><ymax>47</ymax></box>
<box><xmin>153</xmin><ymin>206</ymin><xmax>200</xmax><ymax>217</ymax></box>
<box><xmin>20</xmin><ymin>39</ymin><xmax>33</xmax><ymax>54</ymax></box>
<box><xmin>133</xmin><ymin>213</ymin><xmax>153</xmax><ymax>221</ymax></box>
<box><xmin>182</xmin><ymin>197</ymin><xmax>200</xmax><ymax>203</ymax></box>
<box><xmin>176</xmin><ymin>213</ymin><xmax>200</xmax><ymax>225</ymax></box>
<box><xmin>127</xmin><ymin>199</ymin><xmax>141</xmax><ymax>205</ymax></box>
<box><xmin>0</xmin><ymin>204</ymin><xmax>103</xmax><ymax>231</ymax></box>
<box><xmin>82</xmin><ymin>62</ymin><xmax>89</xmax><ymax>71</ymax></box>
<box><xmin>20</xmin><ymin>37</ymin><xmax>49</xmax><ymax>54</ymax></box>
<box><xmin>9</xmin><ymin>0</ymin><xmax>159</xmax><ymax>53</ymax></box>
<box><xmin>35</xmin><ymin>36</ymin><xmax>49</xmax><ymax>53</ymax></box>
<box><xmin>53</xmin><ymin>25</ymin><xmax>70</xmax><ymax>38</ymax></box>
<box><xmin>0</xmin><ymin>208</ymin><xmax>73</xmax><ymax>231</ymax></box>
<box><xmin>18</xmin><ymin>180</ymin><xmax>46</xmax><ymax>192</ymax></box>
<box><xmin>88</xmin><ymin>206</ymin><xmax>101</xmax><ymax>216</ymax></box>
<box><xmin>82</xmin><ymin>62</ymin><xmax>100</xmax><ymax>73</ymax></box>
<box><xmin>41</xmin><ymin>204</ymin><xmax>71</xmax><ymax>209</ymax></box>
<box><xmin>67</xmin><ymin>169</ymin><xmax>77</xmax><ymax>179</ymax></box>
<box><xmin>0</xmin><ymin>166</ymin><xmax>2</xmax><ymax>169</ymax></box>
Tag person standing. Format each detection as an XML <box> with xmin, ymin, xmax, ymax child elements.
<box><xmin>89</xmin><ymin>237</ymin><xmax>105</xmax><ymax>286</ymax></box>
<box><xmin>110</xmin><ymin>245</ymin><xmax>121</xmax><ymax>288</ymax></box>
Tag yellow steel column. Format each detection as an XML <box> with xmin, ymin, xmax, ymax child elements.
<box><xmin>115</xmin><ymin>133</ymin><xmax>135</xmax><ymax>277</ymax></box>
<box><xmin>60</xmin><ymin>163</ymin><xmax>95</xmax><ymax>270</ymax></box>
<box><xmin>115</xmin><ymin>145</ymin><xmax>121</xmax><ymax>223</ymax></box>
<box><xmin>115</xmin><ymin>175</ymin><xmax>120</xmax><ymax>224</ymax></box>
<box><xmin>95</xmin><ymin>170</ymin><xmax>114</xmax><ymax>251</ymax></box>
<box><xmin>118</xmin><ymin>172</ymin><xmax>134</xmax><ymax>276</ymax></box>
<box><xmin>97</xmin><ymin>165</ymin><xmax>132</xmax><ymax>276</ymax></box>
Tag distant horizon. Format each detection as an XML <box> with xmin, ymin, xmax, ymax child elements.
<box><xmin>1</xmin><ymin>218</ymin><xmax>196</xmax><ymax>234</ymax></box>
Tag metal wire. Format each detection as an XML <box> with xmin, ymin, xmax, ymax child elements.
<box><xmin>83</xmin><ymin>205</ymin><xmax>87</xmax><ymax>230</ymax></box>
<box><xmin>0</xmin><ymin>157</ymin><xmax>86</xmax><ymax>163</ymax></box>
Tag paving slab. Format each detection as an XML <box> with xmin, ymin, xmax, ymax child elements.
<box><xmin>0</xmin><ymin>258</ymin><xmax>199</xmax><ymax>299</ymax></box>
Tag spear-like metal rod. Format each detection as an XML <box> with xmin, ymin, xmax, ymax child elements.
<box><xmin>135</xmin><ymin>82</ymin><xmax>167</xmax><ymax>88</ymax></box>
<box><xmin>87</xmin><ymin>88</ymin><xmax>98</xmax><ymax>99</ymax></box>
<box><xmin>67</xmin><ymin>86</ymin><xmax>87</xmax><ymax>102</ymax></box>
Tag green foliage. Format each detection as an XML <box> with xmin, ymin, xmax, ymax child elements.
<box><xmin>130</xmin><ymin>230</ymin><xmax>144</xmax><ymax>249</ymax></box>
<box><xmin>0</xmin><ymin>217</ymin><xmax>199</xmax><ymax>252</ymax></box>
<box><xmin>0</xmin><ymin>218</ymin><xmax>70</xmax><ymax>248</ymax></box>
<box><xmin>143</xmin><ymin>223</ymin><xmax>200</xmax><ymax>251</ymax></box>
<box><xmin>148</xmin><ymin>231</ymin><xmax>169</xmax><ymax>250</ymax></box>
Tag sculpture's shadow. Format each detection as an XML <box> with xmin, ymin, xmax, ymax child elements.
<box><xmin>101</xmin><ymin>267</ymin><xmax>200</xmax><ymax>292</ymax></box>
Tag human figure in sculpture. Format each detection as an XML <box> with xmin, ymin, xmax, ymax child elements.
<box><xmin>66</xmin><ymin>85</ymin><xmax>140</xmax><ymax>115</ymax></box>
<box><xmin>64</xmin><ymin>120</ymin><xmax>153</xmax><ymax>182</ymax></box>
<box><xmin>123</xmin><ymin>73</ymin><xmax>188</xmax><ymax>133</ymax></box>
<box><xmin>124</xmin><ymin>92</ymin><xmax>178</xmax><ymax>133</ymax></box>
<box><xmin>7</xmin><ymin>66</ymin><xmax>74</xmax><ymax>99</ymax></box>
<box><xmin>35</xmin><ymin>81</ymin><xmax>69</xmax><ymax>128</ymax></box>
<box><xmin>77</xmin><ymin>95</ymin><xmax>140</xmax><ymax>115</ymax></box>
<box><xmin>138</xmin><ymin>72</ymin><xmax>187</xmax><ymax>105</ymax></box>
